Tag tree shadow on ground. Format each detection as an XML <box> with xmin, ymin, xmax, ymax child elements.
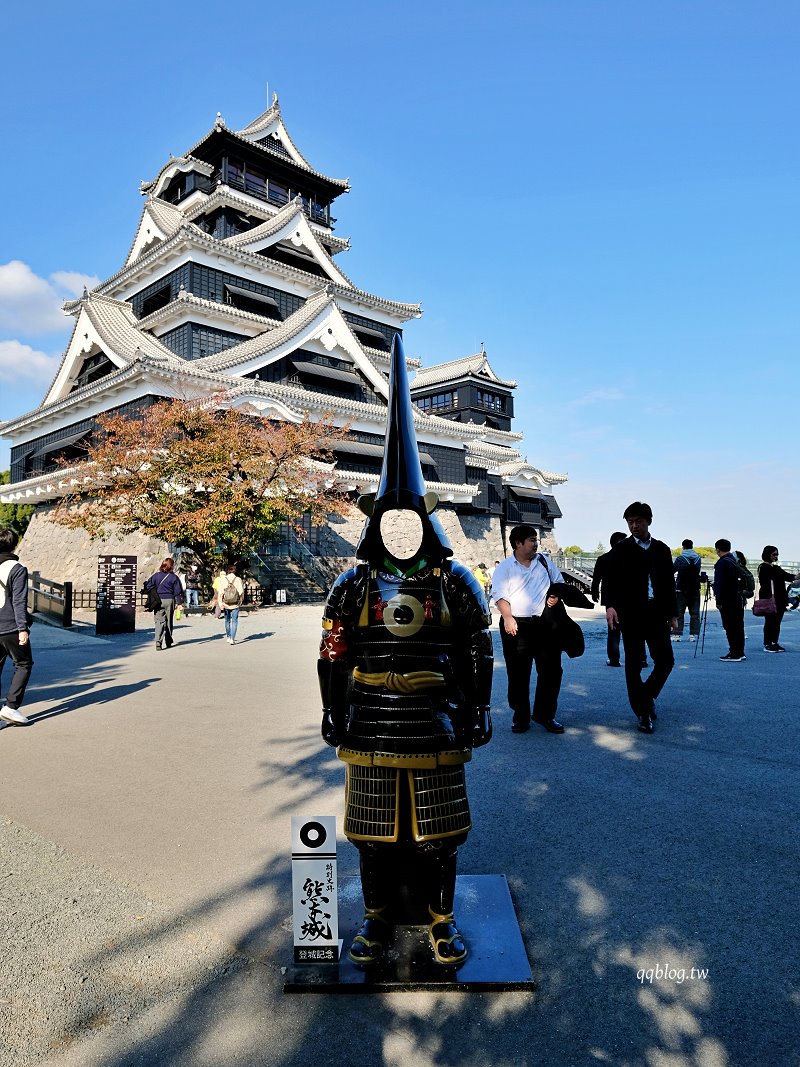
<box><xmin>26</xmin><ymin>622</ymin><xmax>800</xmax><ymax>1066</ymax></box>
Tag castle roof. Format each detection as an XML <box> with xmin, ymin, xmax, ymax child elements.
<box><xmin>411</xmin><ymin>350</ymin><xmax>517</xmax><ymax>390</ymax></box>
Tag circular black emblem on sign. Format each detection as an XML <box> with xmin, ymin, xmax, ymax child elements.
<box><xmin>300</xmin><ymin>821</ymin><xmax>327</xmax><ymax>849</ymax></box>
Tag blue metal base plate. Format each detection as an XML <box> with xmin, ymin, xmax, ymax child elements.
<box><xmin>283</xmin><ymin>874</ymin><xmax>534</xmax><ymax>993</ymax></box>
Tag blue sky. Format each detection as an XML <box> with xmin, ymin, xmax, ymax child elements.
<box><xmin>1</xmin><ymin>1</ymin><xmax>798</xmax><ymax>559</ymax></box>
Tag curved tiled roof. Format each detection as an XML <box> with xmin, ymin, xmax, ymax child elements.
<box><xmin>181</xmin><ymin>186</ymin><xmax>350</xmax><ymax>253</ymax></box>
<box><xmin>124</xmin><ymin>198</ymin><xmax>186</xmax><ymax>265</ymax></box>
<box><xmin>171</xmin><ymin>106</ymin><xmax>349</xmax><ymax>193</ymax></box>
<box><xmin>223</xmin><ymin>198</ymin><xmax>354</xmax><ymax>288</ymax></box>
<box><xmin>231</xmin><ymin>94</ymin><xmax>349</xmax><ymax>189</ymax></box>
<box><xmin>498</xmin><ymin>459</ymin><xmax>568</xmax><ymax>485</ymax></box>
<box><xmin>139</xmin><ymin>154</ymin><xmax>214</xmax><ymax>196</ymax></box>
<box><xmin>192</xmin><ymin>289</ymin><xmax>334</xmax><ymax>373</ymax></box>
<box><xmin>411</xmin><ymin>351</ymin><xmax>517</xmax><ymax>390</ymax></box>
<box><xmin>97</xmin><ymin>225</ymin><xmax>419</xmax><ymax>321</ymax></box>
<box><xmin>136</xmin><ymin>289</ymin><xmax>284</xmax><ymax>334</ymax></box>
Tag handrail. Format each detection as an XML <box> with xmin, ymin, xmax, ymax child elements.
<box><xmin>27</xmin><ymin>572</ymin><xmax>73</xmax><ymax>627</ymax></box>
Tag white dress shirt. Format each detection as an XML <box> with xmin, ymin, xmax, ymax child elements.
<box><xmin>490</xmin><ymin>553</ymin><xmax>563</xmax><ymax>617</ymax></box>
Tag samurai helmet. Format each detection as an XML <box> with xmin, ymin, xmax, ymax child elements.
<box><xmin>356</xmin><ymin>334</ymin><xmax>453</xmax><ymax>563</ymax></box>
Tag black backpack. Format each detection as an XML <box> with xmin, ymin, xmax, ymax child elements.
<box><xmin>735</xmin><ymin>563</ymin><xmax>755</xmax><ymax>599</ymax></box>
<box><xmin>675</xmin><ymin>559</ymin><xmax>701</xmax><ymax>594</ymax></box>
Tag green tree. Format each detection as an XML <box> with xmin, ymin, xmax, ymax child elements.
<box><xmin>50</xmin><ymin>397</ymin><xmax>351</xmax><ymax>571</ymax></box>
<box><xmin>564</xmin><ymin>545</ymin><xmax>583</xmax><ymax>556</ymax></box>
<box><xmin>0</xmin><ymin>471</ymin><xmax>35</xmax><ymax>537</ymax></box>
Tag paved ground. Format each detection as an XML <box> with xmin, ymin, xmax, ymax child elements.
<box><xmin>0</xmin><ymin>601</ymin><xmax>798</xmax><ymax>1067</ymax></box>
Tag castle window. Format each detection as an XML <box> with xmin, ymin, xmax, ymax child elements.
<box><xmin>476</xmin><ymin>389</ymin><xmax>504</xmax><ymax>413</ymax></box>
<box><xmin>416</xmin><ymin>392</ymin><xmax>457</xmax><ymax>413</ymax></box>
<box><xmin>140</xmin><ymin>283</ymin><xmax>171</xmax><ymax>317</ymax></box>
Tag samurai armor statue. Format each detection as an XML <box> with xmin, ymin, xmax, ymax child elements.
<box><xmin>318</xmin><ymin>335</ymin><xmax>493</xmax><ymax>967</ymax></box>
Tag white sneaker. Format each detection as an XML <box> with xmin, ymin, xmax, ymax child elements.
<box><xmin>689</xmin><ymin>635</ymin><xmax>697</xmax><ymax>642</ymax></box>
<box><xmin>1</xmin><ymin>705</ymin><xmax>30</xmax><ymax>725</ymax></box>
<box><xmin>671</xmin><ymin>635</ymin><xmax>681</xmax><ymax>642</ymax></box>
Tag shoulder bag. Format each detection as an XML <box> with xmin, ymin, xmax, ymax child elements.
<box><xmin>752</xmin><ymin>573</ymin><xmax>776</xmax><ymax>617</ymax></box>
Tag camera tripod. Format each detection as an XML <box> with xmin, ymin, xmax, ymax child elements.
<box><xmin>694</xmin><ymin>575</ymin><xmax>712</xmax><ymax>658</ymax></box>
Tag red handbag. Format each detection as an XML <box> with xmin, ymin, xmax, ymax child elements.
<box><xmin>752</xmin><ymin>576</ymin><xmax>776</xmax><ymax>616</ymax></box>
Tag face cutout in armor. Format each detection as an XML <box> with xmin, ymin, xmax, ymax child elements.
<box><xmin>379</xmin><ymin>508</ymin><xmax>423</xmax><ymax>561</ymax></box>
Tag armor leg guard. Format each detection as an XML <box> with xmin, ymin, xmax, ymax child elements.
<box><xmin>425</xmin><ymin>846</ymin><xmax>467</xmax><ymax>966</ymax></box>
<box><xmin>350</xmin><ymin>847</ymin><xmax>393</xmax><ymax>965</ymax></box>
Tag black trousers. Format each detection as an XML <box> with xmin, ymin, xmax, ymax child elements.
<box><xmin>620</xmin><ymin>605</ymin><xmax>674</xmax><ymax>717</ymax></box>
<box><xmin>500</xmin><ymin>616</ymin><xmax>563</xmax><ymax>725</ymax></box>
<box><xmin>763</xmin><ymin>607</ymin><xmax>785</xmax><ymax>647</ymax></box>
<box><xmin>0</xmin><ymin>631</ymin><xmax>34</xmax><ymax>709</ymax></box>
<box><xmin>719</xmin><ymin>600</ymin><xmax>745</xmax><ymax>657</ymax></box>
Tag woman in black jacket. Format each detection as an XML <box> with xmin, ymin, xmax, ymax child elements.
<box><xmin>757</xmin><ymin>546</ymin><xmax>800</xmax><ymax>653</ymax></box>
<box><xmin>145</xmin><ymin>557</ymin><xmax>184</xmax><ymax>650</ymax></box>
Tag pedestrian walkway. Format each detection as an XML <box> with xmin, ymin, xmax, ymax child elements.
<box><xmin>0</xmin><ymin>604</ymin><xmax>797</xmax><ymax>1066</ymax></box>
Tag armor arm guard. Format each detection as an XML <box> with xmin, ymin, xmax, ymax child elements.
<box><xmin>441</xmin><ymin>562</ymin><xmax>494</xmax><ymax>748</ymax></box>
<box><xmin>318</xmin><ymin>566</ymin><xmax>366</xmax><ymax>747</ymax></box>
<box><xmin>318</xmin><ymin>651</ymin><xmax>351</xmax><ymax>747</ymax></box>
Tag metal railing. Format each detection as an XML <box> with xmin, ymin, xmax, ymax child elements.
<box><xmin>28</xmin><ymin>573</ymin><xmax>73</xmax><ymax>627</ymax></box>
<box><xmin>287</xmin><ymin>530</ymin><xmax>336</xmax><ymax>591</ymax></box>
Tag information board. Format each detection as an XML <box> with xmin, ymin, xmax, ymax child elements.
<box><xmin>96</xmin><ymin>555</ymin><xmax>137</xmax><ymax>635</ymax></box>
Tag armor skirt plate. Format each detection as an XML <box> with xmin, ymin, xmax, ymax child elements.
<box><xmin>343</xmin><ymin>763</ymin><xmax>471</xmax><ymax>843</ymax></box>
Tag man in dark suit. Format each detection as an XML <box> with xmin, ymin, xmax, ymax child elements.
<box><xmin>603</xmin><ymin>502</ymin><xmax>678</xmax><ymax>734</ymax></box>
<box><xmin>591</xmin><ymin>531</ymin><xmax>628</xmax><ymax>667</ymax></box>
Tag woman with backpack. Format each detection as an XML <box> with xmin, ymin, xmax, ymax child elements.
<box><xmin>145</xmin><ymin>558</ymin><xmax>184</xmax><ymax>650</ymax></box>
<box><xmin>220</xmin><ymin>564</ymin><xmax>245</xmax><ymax>645</ymax></box>
<box><xmin>757</xmin><ymin>546</ymin><xmax>800</xmax><ymax>653</ymax></box>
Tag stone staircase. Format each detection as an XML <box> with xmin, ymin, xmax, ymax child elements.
<box><xmin>261</xmin><ymin>557</ymin><xmax>327</xmax><ymax>604</ymax></box>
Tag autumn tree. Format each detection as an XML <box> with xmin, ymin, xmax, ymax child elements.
<box><xmin>51</xmin><ymin>397</ymin><xmax>351</xmax><ymax>571</ymax></box>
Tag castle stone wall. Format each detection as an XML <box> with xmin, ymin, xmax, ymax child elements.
<box><xmin>19</xmin><ymin>507</ymin><xmax>170</xmax><ymax>590</ymax></box>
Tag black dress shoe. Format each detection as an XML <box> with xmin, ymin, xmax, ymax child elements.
<box><xmin>511</xmin><ymin>722</ymin><xmax>530</xmax><ymax>733</ymax></box>
<box><xmin>607</xmin><ymin>660</ymin><xmax>621</xmax><ymax>667</ymax></box>
<box><xmin>532</xmin><ymin>716</ymin><xmax>565</xmax><ymax>734</ymax></box>
<box><xmin>637</xmin><ymin>715</ymin><xmax>654</xmax><ymax>734</ymax></box>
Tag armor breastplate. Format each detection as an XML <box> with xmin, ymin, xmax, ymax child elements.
<box><xmin>343</xmin><ymin>568</ymin><xmax>465</xmax><ymax>760</ymax></box>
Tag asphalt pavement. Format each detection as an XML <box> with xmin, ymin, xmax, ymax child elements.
<box><xmin>0</xmin><ymin>601</ymin><xmax>798</xmax><ymax>1067</ymax></box>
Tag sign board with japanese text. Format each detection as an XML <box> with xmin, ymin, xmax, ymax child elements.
<box><xmin>291</xmin><ymin>816</ymin><xmax>340</xmax><ymax>964</ymax></box>
<box><xmin>96</xmin><ymin>555</ymin><xmax>137</xmax><ymax>635</ymax></box>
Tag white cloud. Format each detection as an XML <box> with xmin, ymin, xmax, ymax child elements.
<box><xmin>50</xmin><ymin>270</ymin><xmax>101</xmax><ymax>298</ymax></box>
<box><xmin>0</xmin><ymin>260</ymin><xmax>100</xmax><ymax>335</ymax></box>
<box><xmin>0</xmin><ymin>339</ymin><xmax>60</xmax><ymax>385</ymax></box>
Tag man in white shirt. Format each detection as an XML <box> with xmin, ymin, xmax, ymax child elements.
<box><xmin>491</xmin><ymin>525</ymin><xmax>565</xmax><ymax>733</ymax></box>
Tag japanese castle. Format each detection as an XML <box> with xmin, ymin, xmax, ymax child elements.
<box><xmin>1</xmin><ymin>97</ymin><xmax>566</xmax><ymax>574</ymax></box>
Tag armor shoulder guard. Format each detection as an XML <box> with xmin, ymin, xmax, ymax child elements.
<box><xmin>442</xmin><ymin>560</ymin><xmax>491</xmax><ymax>630</ymax></box>
<box><xmin>323</xmin><ymin>563</ymin><xmax>369</xmax><ymax>625</ymax></box>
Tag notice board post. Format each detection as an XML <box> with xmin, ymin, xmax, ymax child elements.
<box><xmin>96</xmin><ymin>555</ymin><xmax>137</xmax><ymax>635</ymax></box>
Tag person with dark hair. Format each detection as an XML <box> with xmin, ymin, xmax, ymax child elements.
<box><xmin>0</xmin><ymin>528</ymin><xmax>33</xmax><ymax>726</ymax></box>
<box><xmin>713</xmin><ymin>539</ymin><xmax>746</xmax><ymax>661</ymax></box>
<box><xmin>144</xmin><ymin>557</ymin><xmax>183</xmax><ymax>650</ymax></box>
<box><xmin>592</xmin><ymin>532</ymin><xmax>628</xmax><ymax>667</ymax></box>
<box><xmin>603</xmin><ymin>503</ymin><xmax>678</xmax><ymax>733</ymax></box>
<box><xmin>220</xmin><ymin>563</ymin><xmax>244</xmax><ymax>645</ymax></box>
<box><xmin>757</xmin><ymin>546</ymin><xmax>800</xmax><ymax>653</ymax></box>
<box><xmin>673</xmin><ymin>538</ymin><xmax>702</xmax><ymax>642</ymax></box>
<box><xmin>491</xmin><ymin>524</ymin><xmax>566</xmax><ymax>733</ymax></box>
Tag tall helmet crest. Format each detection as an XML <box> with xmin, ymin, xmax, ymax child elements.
<box><xmin>356</xmin><ymin>334</ymin><xmax>452</xmax><ymax>562</ymax></box>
